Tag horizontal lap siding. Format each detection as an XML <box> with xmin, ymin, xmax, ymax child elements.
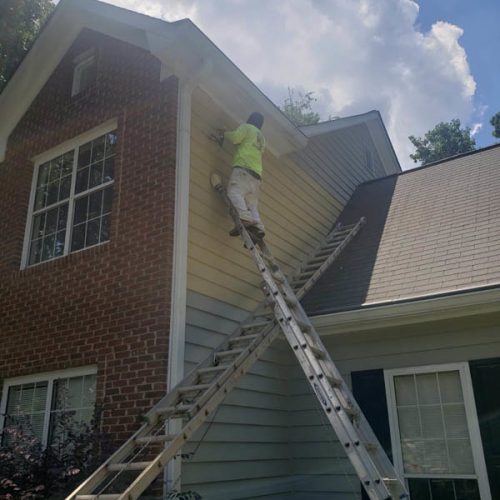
<box><xmin>187</xmin><ymin>88</ymin><xmax>341</xmax><ymax>311</ymax></box>
<box><xmin>182</xmin><ymin>290</ymin><xmax>294</xmax><ymax>499</ymax></box>
<box><xmin>288</xmin><ymin>363</ymin><xmax>360</xmax><ymax>499</ymax></box>
<box><xmin>185</xmin><ymin>90</ymin><xmax>390</xmax><ymax>497</ymax></box>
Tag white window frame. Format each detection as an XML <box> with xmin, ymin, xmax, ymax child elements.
<box><xmin>21</xmin><ymin>119</ymin><xmax>117</xmax><ymax>269</ymax></box>
<box><xmin>72</xmin><ymin>49</ymin><xmax>96</xmax><ymax>97</ymax></box>
<box><xmin>384</xmin><ymin>362</ymin><xmax>491</xmax><ymax>500</ymax></box>
<box><xmin>0</xmin><ymin>366</ymin><xmax>97</xmax><ymax>447</ymax></box>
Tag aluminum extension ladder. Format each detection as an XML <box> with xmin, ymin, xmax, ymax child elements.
<box><xmin>66</xmin><ymin>179</ymin><xmax>408</xmax><ymax>500</ymax></box>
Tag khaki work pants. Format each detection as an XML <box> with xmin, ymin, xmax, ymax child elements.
<box><xmin>227</xmin><ymin>167</ymin><xmax>265</xmax><ymax>231</ymax></box>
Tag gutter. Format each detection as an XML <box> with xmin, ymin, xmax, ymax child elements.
<box><xmin>311</xmin><ymin>284</ymin><xmax>500</xmax><ymax>335</ymax></box>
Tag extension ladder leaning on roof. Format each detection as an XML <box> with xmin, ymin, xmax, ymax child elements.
<box><xmin>66</xmin><ymin>174</ymin><xmax>409</xmax><ymax>500</ymax></box>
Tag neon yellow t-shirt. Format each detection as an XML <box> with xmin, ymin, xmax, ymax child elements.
<box><xmin>224</xmin><ymin>123</ymin><xmax>266</xmax><ymax>176</ymax></box>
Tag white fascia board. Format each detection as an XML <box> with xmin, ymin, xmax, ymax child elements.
<box><xmin>300</xmin><ymin>111</ymin><xmax>401</xmax><ymax>175</ymax></box>
<box><xmin>311</xmin><ymin>285</ymin><xmax>500</xmax><ymax>336</ymax></box>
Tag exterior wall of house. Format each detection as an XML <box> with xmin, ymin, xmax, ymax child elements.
<box><xmin>0</xmin><ymin>29</ymin><xmax>178</xmax><ymax>444</ymax></box>
<box><xmin>287</xmin><ymin>311</ymin><xmax>500</xmax><ymax>499</ymax></box>
<box><xmin>181</xmin><ymin>87</ymin><xmax>390</xmax><ymax>498</ymax></box>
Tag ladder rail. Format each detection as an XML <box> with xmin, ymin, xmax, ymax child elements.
<box><xmin>215</xmin><ymin>185</ymin><xmax>407</xmax><ymax>499</ymax></box>
<box><xmin>66</xmin><ymin>179</ymin><xmax>399</xmax><ymax>500</ymax></box>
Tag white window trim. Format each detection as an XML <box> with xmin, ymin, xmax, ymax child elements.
<box><xmin>71</xmin><ymin>49</ymin><xmax>96</xmax><ymax>97</ymax></box>
<box><xmin>21</xmin><ymin>119</ymin><xmax>117</xmax><ymax>269</ymax></box>
<box><xmin>384</xmin><ymin>362</ymin><xmax>492</xmax><ymax>500</ymax></box>
<box><xmin>0</xmin><ymin>366</ymin><xmax>97</xmax><ymax>447</ymax></box>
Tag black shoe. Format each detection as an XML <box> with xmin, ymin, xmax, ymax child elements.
<box><xmin>229</xmin><ymin>226</ymin><xmax>240</xmax><ymax>237</ymax></box>
<box><xmin>248</xmin><ymin>226</ymin><xmax>265</xmax><ymax>240</ymax></box>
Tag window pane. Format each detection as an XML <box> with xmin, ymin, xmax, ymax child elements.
<box><xmin>47</xmin><ymin>181</ymin><xmax>59</xmax><ymax>206</ymax></box>
<box><xmin>71</xmin><ymin>223</ymin><xmax>86</xmax><ymax>251</ymax></box>
<box><xmin>429</xmin><ymin>479</ymin><xmax>455</xmax><ymax>500</ymax></box>
<box><xmin>408</xmin><ymin>479</ymin><xmax>431</xmax><ymax>500</ymax></box>
<box><xmin>86</xmin><ymin>218</ymin><xmax>100</xmax><ymax>247</ymax></box>
<box><xmin>57</xmin><ymin>204</ymin><xmax>68</xmax><ymax>231</ymax></box>
<box><xmin>37</xmin><ymin>162</ymin><xmax>50</xmax><ymax>187</ymax></box>
<box><xmin>78</xmin><ymin>141</ymin><xmax>92</xmax><ymax>167</ymax></box>
<box><xmin>74</xmin><ymin>196</ymin><xmax>88</xmax><ymax>224</ymax></box>
<box><xmin>88</xmin><ymin>190</ymin><xmax>103</xmax><ymax>219</ymax></box>
<box><xmin>103</xmin><ymin>157</ymin><xmax>114</xmax><ymax>182</ymax></box>
<box><xmin>89</xmin><ymin>162</ymin><xmax>103</xmax><ymax>188</ymax></box>
<box><xmin>59</xmin><ymin>174</ymin><xmax>72</xmax><ymax>200</ymax></box>
<box><xmin>100</xmin><ymin>214</ymin><xmax>110</xmax><ymax>241</ymax></box>
<box><xmin>105</xmin><ymin>131</ymin><xmax>117</xmax><ymax>157</ymax></box>
<box><xmin>49</xmin><ymin>374</ymin><xmax>97</xmax><ymax>446</ymax></box>
<box><xmin>75</xmin><ymin>166</ymin><xmax>89</xmax><ymax>193</ymax></box>
<box><xmin>55</xmin><ymin>230</ymin><xmax>66</xmax><ymax>256</ymax></box>
<box><xmin>416</xmin><ymin>373</ymin><xmax>440</xmax><ymax>404</ymax></box>
<box><xmin>455</xmin><ymin>479</ymin><xmax>480</xmax><ymax>500</ymax></box>
<box><xmin>29</xmin><ymin>238</ymin><xmax>42</xmax><ymax>265</ymax></box>
<box><xmin>49</xmin><ymin>158</ymin><xmax>62</xmax><ymax>182</ymax></box>
<box><xmin>420</xmin><ymin>405</ymin><xmax>444</xmax><ymax>438</ymax></box>
<box><xmin>62</xmin><ymin>151</ymin><xmax>74</xmax><ymax>176</ymax></box>
<box><xmin>91</xmin><ymin>136</ymin><xmax>105</xmax><ymax>163</ymax></box>
<box><xmin>395</xmin><ymin>374</ymin><xmax>416</xmax><ymax>405</ymax></box>
<box><xmin>103</xmin><ymin>187</ymin><xmax>113</xmax><ymax>214</ymax></box>
<box><xmin>32</xmin><ymin>213</ymin><xmax>46</xmax><ymax>239</ymax></box>
<box><xmin>34</xmin><ymin>186</ymin><xmax>48</xmax><ymax>210</ymax></box>
<box><xmin>41</xmin><ymin>234</ymin><xmax>55</xmax><ymax>261</ymax></box>
<box><xmin>45</xmin><ymin>207</ymin><xmax>58</xmax><ymax>235</ymax></box>
<box><xmin>398</xmin><ymin>406</ymin><xmax>420</xmax><ymax>438</ymax></box>
<box><xmin>5</xmin><ymin>382</ymin><xmax>48</xmax><ymax>442</ymax></box>
<box><xmin>439</xmin><ymin>371</ymin><xmax>464</xmax><ymax>403</ymax></box>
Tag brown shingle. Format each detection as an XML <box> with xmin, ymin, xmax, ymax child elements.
<box><xmin>303</xmin><ymin>145</ymin><xmax>500</xmax><ymax>314</ymax></box>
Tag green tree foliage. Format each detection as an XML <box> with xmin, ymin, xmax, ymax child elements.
<box><xmin>0</xmin><ymin>0</ymin><xmax>55</xmax><ymax>93</ymax></box>
<box><xmin>409</xmin><ymin>119</ymin><xmax>476</xmax><ymax>165</ymax></box>
<box><xmin>490</xmin><ymin>112</ymin><xmax>500</xmax><ymax>139</ymax></box>
<box><xmin>280</xmin><ymin>87</ymin><xmax>321</xmax><ymax>127</ymax></box>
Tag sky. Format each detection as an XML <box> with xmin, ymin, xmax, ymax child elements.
<box><xmin>100</xmin><ymin>0</ymin><xmax>500</xmax><ymax>169</ymax></box>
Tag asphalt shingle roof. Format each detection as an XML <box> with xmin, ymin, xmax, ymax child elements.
<box><xmin>303</xmin><ymin>145</ymin><xmax>500</xmax><ymax>315</ymax></box>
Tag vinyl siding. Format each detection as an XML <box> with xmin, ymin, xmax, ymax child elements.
<box><xmin>183</xmin><ymin>88</ymin><xmax>397</xmax><ymax>497</ymax></box>
<box><xmin>187</xmin><ymin>88</ymin><xmax>383</xmax><ymax>312</ymax></box>
<box><xmin>286</xmin><ymin>312</ymin><xmax>500</xmax><ymax>498</ymax></box>
<box><xmin>182</xmin><ymin>290</ymin><xmax>294</xmax><ymax>499</ymax></box>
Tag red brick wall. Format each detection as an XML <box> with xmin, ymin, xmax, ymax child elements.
<box><xmin>0</xmin><ymin>29</ymin><xmax>178</xmax><ymax>442</ymax></box>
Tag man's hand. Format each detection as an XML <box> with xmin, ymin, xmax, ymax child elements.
<box><xmin>209</xmin><ymin>128</ymin><xmax>225</xmax><ymax>146</ymax></box>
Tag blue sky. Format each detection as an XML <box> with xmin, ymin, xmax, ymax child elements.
<box><xmin>417</xmin><ymin>0</ymin><xmax>500</xmax><ymax>148</ymax></box>
<box><xmin>106</xmin><ymin>0</ymin><xmax>497</xmax><ymax>168</ymax></box>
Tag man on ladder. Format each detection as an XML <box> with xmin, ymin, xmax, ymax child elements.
<box><xmin>213</xmin><ymin>112</ymin><xmax>266</xmax><ymax>239</ymax></box>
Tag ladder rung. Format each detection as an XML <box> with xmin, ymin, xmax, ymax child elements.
<box><xmin>155</xmin><ymin>404</ymin><xmax>193</xmax><ymax>416</ymax></box>
<box><xmin>198</xmin><ymin>365</ymin><xmax>230</xmax><ymax>375</ymax></box>
<box><xmin>228</xmin><ymin>334</ymin><xmax>260</xmax><ymax>344</ymax></box>
<box><xmin>307</xmin><ymin>343</ymin><xmax>325</xmax><ymax>359</ymax></box>
<box><xmin>177</xmin><ymin>383</ymin><xmax>212</xmax><ymax>394</ymax></box>
<box><xmin>215</xmin><ymin>348</ymin><xmax>245</xmax><ymax>359</ymax></box>
<box><xmin>364</xmin><ymin>442</ymin><xmax>379</xmax><ymax>453</ymax></box>
<box><xmin>326</xmin><ymin>374</ymin><xmax>343</xmax><ymax>387</ymax></box>
<box><xmin>294</xmin><ymin>319</ymin><xmax>312</xmax><ymax>333</ymax></box>
<box><xmin>108</xmin><ymin>461</ymin><xmax>152</xmax><ymax>472</ymax></box>
<box><xmin>135</xmin><ymin>434</ymin><xmax>176</xmax><ymax>445</ymax></box>
<box><xmin>242</xmin><ymin>320</ymin><xmax>271</xmax><ymax>330</ymax></box>
<box><xmin>342</xmin><ymin>405</ymin><xmax>360</xmax><ymax>419</ymax></box>
<box><xmin>76</xmin><ymin>496</ymin><xmax>120</xmax><ymax>500</ymax></box>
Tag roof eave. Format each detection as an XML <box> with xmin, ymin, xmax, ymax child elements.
<box><xmin>311</xmin><ymin>284</ymin><xmax>500</xmax><ymax>336</ymax></box>
<box><xmin>0</xmin><ymin>0</ymin><xmax>307</xmax><ymax>162</ymax></box>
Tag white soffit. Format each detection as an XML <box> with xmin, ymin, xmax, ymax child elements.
<box><xmin>0</xmin><ymin>0</ymin><xmax>306</xmax><ymax>162</ymax></box>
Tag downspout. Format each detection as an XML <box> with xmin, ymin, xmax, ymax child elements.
<box><xmin>165</xmin><ymin>76</ymin><xmax>195</xmax><ymax>495</ymax></box>
<box><xmin>165</xmin><ymin>57</ymin><xmax>212</xmax><ymax>496</ymax></box>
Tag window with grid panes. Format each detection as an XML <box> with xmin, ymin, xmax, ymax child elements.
<box><xmin>27</xmin><ymin>129</ymin><xmax>116</xmax><ymax>266</ymax></box>
<box><xmin>1</xmin><ymin>370</ymin><xmax>97</xmax><ymax>447</ymax></box>
<box><xmin>386</xmin><ymin>366</ymin><xmax>490</xmax><ymax>500</ymax></box>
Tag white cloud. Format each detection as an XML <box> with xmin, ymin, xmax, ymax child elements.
<box><xmin>105</xmin><ymin>0</ymin><xmax>477</xmax><ymax>169</ymax></box>
<box><xmin>471</xmin><ymin>123</ymin><xmax>483</xmax><ymax>136</ymax></box>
